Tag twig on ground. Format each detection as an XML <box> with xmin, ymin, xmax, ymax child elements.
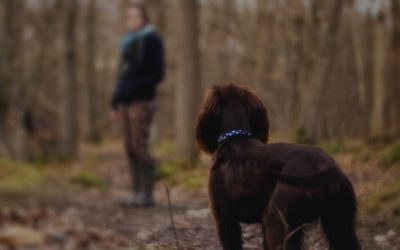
<box><xmin>162</xmin><ymin>181</ymin><xmax>181</xmax><ymax>250</ymax></box>
<box><xmin>276</xmin><ymin>208</ymin><xmax>310</xmax><ymax>250</ymax></box>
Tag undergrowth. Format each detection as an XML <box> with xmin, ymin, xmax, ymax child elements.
<box><xmin>0</xmin><ymin>158</ymin><xmax>47</xmax><ymax>192</ymax></box>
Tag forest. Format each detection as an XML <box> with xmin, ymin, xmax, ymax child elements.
<box><xmin>0</xmin><ymin>0</ymin><xmax>400</xmax><ymax>249</ymax></box>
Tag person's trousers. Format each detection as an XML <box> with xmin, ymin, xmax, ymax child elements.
<box><xmin>120</xmin><ymin>101</ymin><xmax>156</xmax><ymax>198</ymax></box>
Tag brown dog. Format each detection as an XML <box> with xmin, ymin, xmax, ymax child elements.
<box><xmin>196</xmin><ymin>84</ymin><xmax>360</xmax><ymax>250</ymax></box>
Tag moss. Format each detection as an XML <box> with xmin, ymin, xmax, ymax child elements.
<box><xmin>392</xmin><ymin>206</ymin><xmax>400</xmax><ymax>217</ymax></box>
<box><xmin>379</xmin><ymin>144</ymin><xmax>400</xmax><ymax>168</ymax></box>
<box><xmin>0</xmin><ymin>158</ymin><xmax>46</xmax><ymax>192</ymax></box>
<box><xmin>153</xmin><ymin>140</ymin><xmax>176</xmax><ymax>160</ymax></box>
<box><xmin>291</xmin><ymin>127</ymin><xmax>314</xmax><ymax>144</ymax></box>
<box><xmin>69</xmin><ymin>172</ymin><xmax>106</xmax><ymax>191</ymax></box>
<box><xmin>157</xmin><ymin>160</ymin><xmax>207</xmax><ymax>191</ymax></box>
<box><xmin>157</xmin><ymin>161</ymin><xmax>183</xmax><ymax>185</ymax></box>
<box><xmin>365</xmin><ymin>203</ymin><xmax>381</xmax><ymax>215</ymax></box>
<box><xmin>321</xmin><ymin>141</ymin><xmax>346</xmax><ymax>155</ymax></box>
<box><xmin>380</xmin><ymin>190</ymin><xmax>398</xmax><ymax>202</ymax></box>
<box><xmin>361</xmin><ymin>179</ymin><xmax>400</xmax><ymax>220</ymax></box>
<box><xmin>182</xmin><ymin>173</ymin><xmax>206</xmax><ymax>190</ymax></box>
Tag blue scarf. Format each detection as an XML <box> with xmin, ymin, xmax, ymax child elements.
<box><xmin>120</xmin><ymin>25</ymin><xmax>154</xmax><ymax>54</ymax></box>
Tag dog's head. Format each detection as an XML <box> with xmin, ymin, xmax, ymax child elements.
<box><xmin>196</xmin><ymin>84</ymin><xmax>269</xmax><ymax>154</ymax></box>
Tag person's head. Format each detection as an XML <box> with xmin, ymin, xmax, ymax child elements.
<box><xmin>126</xmin><ymin>3</ymin><xmax>149</xmax><ymax>31</ymax></box>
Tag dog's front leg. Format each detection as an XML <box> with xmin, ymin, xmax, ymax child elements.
<box><xmin>209</xmin><ymin>168</ymin><xmax>243</xmax><ymax>250</ymax></box>
<box><xmin>210</xmin><ymin>191</ymin><xmax>242</xmax><ymax>248</ymax></box>
<box><xmin>214</xmin><ymin>214</ymin><xmax>243</xmax><ymax>250</ymax></box>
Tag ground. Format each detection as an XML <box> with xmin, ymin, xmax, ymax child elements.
<box><xmin>0</xmin><ymin>141</ymin><xmax>400</xmax><ymax>250</ymax></box>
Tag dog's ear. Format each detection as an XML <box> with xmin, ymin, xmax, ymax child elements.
<box><xmin>196</xmin><ymin>88</ymin><xmax>221</xmax><ymax>154</ymax></box>
<box><xmin>243</xmin><ymin>89</ymin><xmax>269</xmax><ymax>143</ymax></box>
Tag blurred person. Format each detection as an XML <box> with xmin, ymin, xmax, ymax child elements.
<box><xmin>110</xmin><ymin>3</ymin><xmax>165</xmax><ymax>207</ymax></box>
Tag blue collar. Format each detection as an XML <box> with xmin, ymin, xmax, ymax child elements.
<box><xmin>218</xmin><ymin>129</ymin><xmax>252</xmax><ymax>143</ymax></box>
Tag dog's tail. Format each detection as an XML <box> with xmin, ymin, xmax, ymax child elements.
<box><xmin>265</xmin><ymin>166</ymin><xmax>341</xmax><ymax>187</ymax></box>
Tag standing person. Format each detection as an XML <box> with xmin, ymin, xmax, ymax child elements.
<box><xmin>110</xmin><ymin>3</ymin><xmax>165</xmax><ymax>207</ymax></box>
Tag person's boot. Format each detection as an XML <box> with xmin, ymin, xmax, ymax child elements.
<box><xmin>136</xmin><ymin>161</ymin><xmax>156</xmax><ymax>207</ymax></box>
<box><xmin>121</xmin><ymin>158</ymin><xmax>144</xmax><ymax>207</ymax></box>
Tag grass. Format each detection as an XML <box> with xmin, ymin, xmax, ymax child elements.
<box><xmin>320</xmin><ymin>140</ymin><xmax>347</xmax><ymax>155</ymax></box>
<box><xmin>69</xmin><ymin>172</ymin><xmax>106</xmax><ymax>191</ymax></box>
<box><xmin>3</xmin><ymin>138</ymin><xmax>400</xmax><ymax>224</ymax></box>
<box><xmin>379</xmin><ymin>144</ymin><xmax>400</xmax><ymax>168</ymax></box>
<box><xmin>157</xmin><ymin>160</ymin><xmax>207</xmax><ymax>191</ymax></box>
<box><xmin>0</xmin><ymin>146</ymin><xmax>108</xmax><ymax>193</ymax></box>
<box><xmin>0</xmin><ymin>158</ymin><xmax>47</xmax><ymax>192</ymax></box>
<box><xmin>361</xmin><ymin>179</ymin><xmax>400</xmax><ymax>221</ymax></box>
<box><xmin>153</xmin><ymin>139</ymin><xmax>208</xmax><ymax>191</ymax></box>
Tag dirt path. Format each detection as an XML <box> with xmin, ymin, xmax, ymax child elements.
<box><xmin>1</xmin><ymin>147</ymin><xmax>399</xmax><ymax>249</ymax></box>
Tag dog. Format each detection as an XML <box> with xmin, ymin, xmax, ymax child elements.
<box><xmin>196</xmin><ymin>84</ymin><xmax>360</xmax><ymax>250</ymax></box>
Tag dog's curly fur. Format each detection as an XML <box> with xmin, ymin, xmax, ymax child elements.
<box><xmin>196</xmin><ymin>84</ymin><xmax>360</xmax><ymax>250</ymax></box>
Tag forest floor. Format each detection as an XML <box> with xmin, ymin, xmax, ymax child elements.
<box><xmin>0</xmin><ymin>140</ymin><xmax>400</xmax><ymax>249</ymax></box>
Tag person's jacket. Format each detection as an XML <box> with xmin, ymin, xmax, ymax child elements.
<box><xmin>111</xmin><ymin>32</ymin><xmax>165</xmax><ymax>110</ymax></box>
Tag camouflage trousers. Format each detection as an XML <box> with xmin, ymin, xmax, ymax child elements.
<box><xmin>120</xmin><ymin>101</ymin><xmax>157</xmax><ymax>199</ymax></box>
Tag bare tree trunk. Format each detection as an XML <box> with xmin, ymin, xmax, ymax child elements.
<box><xmin>146</xmin><ymin>0</ymin><xmax>165</xmax><ymax>33</ymax></box>
<box><xmin>286</xmin><ymin>10</ymin><xmax>305</xmax><ymax>138</ymax></box>
<box><xmin>347</xmin><ymin>3</ymin><xmax>366</xmax><ymax>108</ymax></box>
<box><xmin>145</xmin><ymin>0</ymin><xmax>170</xmax><ymax>141</ymax></box>
<box><xmin>370</xmin><ymin>14</ymin><xmax>386</xmax><ymax>136</ymax></box>
<box><xmin>299</xmin><ymin>0</ymin><xmax>344</xmax><ymax>143</ymax></box>
<box><xmin>61</xmin><ymin>0</ymin><xmax>79</xmax><ymax>158</ymax></box>
<box><xmin>254</xmin><ymin>0</ymin><xmax>269</xmax><ymax>88</ymax></box>
<box><xmin>218</xmin><ymin>0</ymin><xmax>233</xmax><ymax>82</ymax></box>
<box><xmin>86</xmin><ymin>0</ymin><xmax>100</xmax><ymax>143</ymax></box>
<box><xmin>0</xmin><ymin>0</ymin><xmax>15</xmax><ymax>158</ymax></box>
<box><xmin>119</xmin><ymin>0</ymin><xmax>129</xmax><ymax>32</ymax></box>
<box><xmin>388</xmin><ymin>0</ymin><xmax>400</xmax><ymax>133</ymax></box>
<box><xmin>175</xmin><ymin>0</ymin><xmax>200</xmax><ymax>161</ymax></box>
<box><xmin>0</xmin><ymin>0</ymin><xmax>24</xmax><ymax>159</ymax></box>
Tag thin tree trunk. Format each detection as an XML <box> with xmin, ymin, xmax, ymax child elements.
<box><xmin>388</xmin><ymin>0</ymin><xmax>400</xmax><ymax>133</ymax></box>
<box><xmin>175</xmin><ymin>0</ymin><xmax>200</xmax><ymax>162</ymax></box>
<box><xmin>145</xmin><ymin>0</ymin><xmax>169</xmax><ymax>141</ymax></box>
<box><xmin>218</xmin><ymin>0</ymin><xmax>233</xmax><ymax>82</ymax></box>
<box><xmin>61</xmin><ymin>0</ymin><xmax>79</xmax><ymax>158</ymax></box>
<box><xmin>146</xmin><ymin>0</ymin><xmax>165</xmax><ymax>33</ymax></box>
<box><xmin>0</xmin><ymin>0</ymin><xmax>24</xmax><ymax>159</ymax></box>
<box><xmin>300</xmin><ymin>0</ymin><xmax>344</xmax><ymax>142</ymax></box>
<box><xmin>254</xmin><ymin>0</ymin><xmax>269</xmax><ymax>88</ymax></box>
<box><xmin>370</xmin><ymin>14</ymin><xmax>386</xmax><ymax>136</ymax></box>
<box><xmin>86</xmin><ymin>0</ymin><xmax>100</xmax><ymax>143</ymax></box>
<box><xmin>0</xmin><ymin>0</ymin><xmax>15</xmax><ymax>158</ymax></box>
<box><xmin>346</xmin><ymin>2</ymin><xmax>366</xmax><ymax>108</ymax></box>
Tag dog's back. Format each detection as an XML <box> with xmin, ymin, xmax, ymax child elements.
<box><xmin>213</xmin><ymin>138</ymin><xmax>354</xmax><ymax>222</ymax></box>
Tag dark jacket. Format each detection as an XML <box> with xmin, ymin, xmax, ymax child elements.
<box><xmin>111</xmin><ymin>32</ymin><xmax>165</xmax><ymax>110</ymax></box>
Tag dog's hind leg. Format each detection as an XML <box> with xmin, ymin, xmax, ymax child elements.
<box><xmin>263</xmin><ymin>184</ymin><xmax>308</xmax><ymax>250</ymax></box>
<box><xmin>263</xmin><ymin>211</ymin><xmax>305</xmax><ymax>250</ymax></box>
<box><xmin>321</xmin><ymin>214</ymin><xmax>360</xmax><ymax>250</ymax></box>
<box><xmin>320</xmin><ymin>192</ymin><xmax>361</xmax><ymax>249</ymax></box>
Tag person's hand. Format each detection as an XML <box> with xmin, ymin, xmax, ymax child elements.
<box><xmin>109</xmin><ymin>110</ymin><xmax>120</xmax><ymax>123</ymax></box>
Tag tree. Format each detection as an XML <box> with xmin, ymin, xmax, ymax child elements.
<box><xmin>0</xmin><ymin>0</ymin><xmax>16</xmax><ymax>158</ymax></box>
<box><xmin>0</xmin><ymin>0</ymin><xmax>24</xmax><ymax>159</ymax></box>
<box><xmin>61</xmin><ymin>0</ymin><xmax>79</xmax><ymax>158</ymax></box>
<box><xmin>86</xmin><ymin>0</ymin><xmax>101</xmax><ymax>143</ymax></box>
<box><xmin>299</xmin><ymin>0</ymin><xmax>344</xmax><ymax>142</ymax></box>
<box><xmin>175</xmin><ymin>0</ymin><xmax>200</xmax><ymax>161</ymax></box>
<box><xmin>370</xmin><ymin>13</ymin><xmax>386</xmax><ymax>137</ymax></box>
<box><xmin>388</xmin><ymin>0</ymin><xmax>400</xmax><ymax>133</ymax></box>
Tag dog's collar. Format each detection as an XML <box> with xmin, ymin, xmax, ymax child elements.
<box><xmin>217</xmin><ymin>129</ymin><xmax>252</xmax><ymax>143</ymax></box>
